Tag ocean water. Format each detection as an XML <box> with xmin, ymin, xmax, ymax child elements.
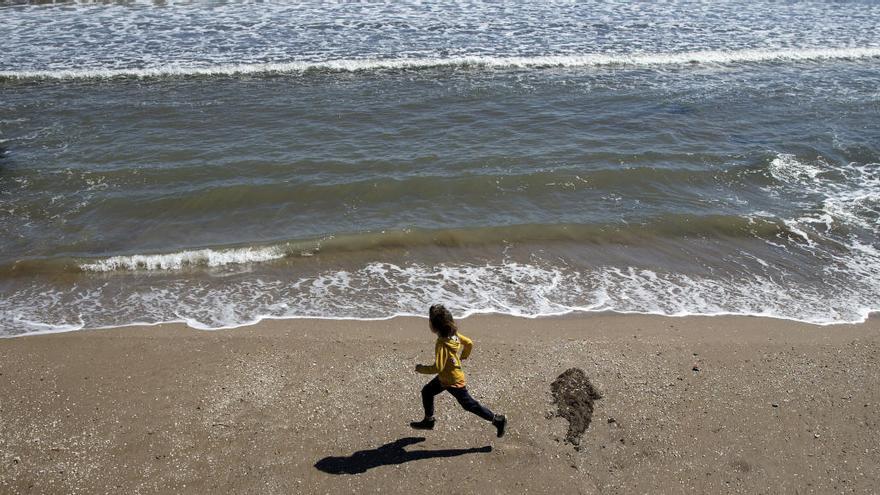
<box><xmin>1</xmin><ymin>1</ymin><xmax>879</xmax><ymax>335</ymax></box>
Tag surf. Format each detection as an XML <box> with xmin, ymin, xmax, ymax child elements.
<box><xmin>2</xmin><ymin>47</ymin><xmax>879</xmax><ymax>82</ymax></box>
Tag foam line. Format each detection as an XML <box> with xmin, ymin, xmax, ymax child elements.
<box><xmin>79</xmin><ymin>246</ymin><xmax>285</xmax><ymax>272</ymax></box>
<box><xmin>2</xmin><ymin>47</ymin><xmax>879</xmax><ymax>81</ymax></box>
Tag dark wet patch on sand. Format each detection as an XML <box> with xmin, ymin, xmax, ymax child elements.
<box><xmin>550</xmin><ymin>368</ymin><xmax>603</xmax><ymax>445</ymax></box>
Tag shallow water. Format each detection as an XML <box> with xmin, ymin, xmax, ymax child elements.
<box><xmin>1</xmin><ymin>1</ymin><xmax>879</xmax><ymax>334</ymax></box>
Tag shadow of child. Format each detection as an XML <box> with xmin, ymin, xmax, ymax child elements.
<box><xmin>315</xmin><ymin>436</ymin><xmax>492</xmax><ymax>474</ymax></box>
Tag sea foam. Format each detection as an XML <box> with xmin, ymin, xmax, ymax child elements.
<box><xmin>2</xmin><ymin>47</ymin><xmax>879</xmax><ymax>81</ymax></box>
<box><xmin>4</xmin><ymin>257</ymin><xmax>878</xmax><ymax>337</ymax></box>
<box><xmin>79</xmin><ymin>246</ymin><xmax>285</xmax><ymax>272</ymax></box>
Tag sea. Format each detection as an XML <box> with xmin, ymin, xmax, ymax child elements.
<box><xmin>1</xmin><ymin>1</ymin><xmax>879</xmax><ymax>336</ymax></box>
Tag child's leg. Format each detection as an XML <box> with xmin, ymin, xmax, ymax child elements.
<box><xmin>420</xmin><ymin>376</ymin><xmax>445</xmax><ymax>419</ymax></box>
<box><xmin>446</xmin><ymin>386</ymin><xmax>495</xmax><ymax>421</ymax></box>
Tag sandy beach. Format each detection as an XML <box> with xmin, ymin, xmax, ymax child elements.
<box><xmin>4</xmin><ymin>3</ymin><xmax>880</xmax><ymax>494</ymax></box>
<box><xmin>1</xmin><ymin>313</ymin><xmax>878</xmax><ymax>494</ymax></box>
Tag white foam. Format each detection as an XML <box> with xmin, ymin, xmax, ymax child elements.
<box><xmin>769</xmin><ymin>153</ymin><xmax>824</xmax><ymax>184</ymax></box>
<box><xmin>11</xmin><ymin>317</ymin><xmax>84</xmax><ymax>334</ymax></box>
<box><xmin>4</xmin><ymin>253</ymin><xmax>880</xmax><ymax>337</ymax></box>
<box><xmin>822</xmin><ymin>163</ymin><xmax>880</xmax><ymax>232</ymax></box>
<box><xmin>768</xmin><ymin>153</ymin><xmax>880</xmax><ymax>234</ymax></box>
<box><xmin>3</xmin><ymin>47</ymin><xmax>879</xmax><ymax>81</ymax></box>
<box><xmin>79</xmin><ymin>246</ymin><xmax>285</xmax><ymax>272</ymax></box>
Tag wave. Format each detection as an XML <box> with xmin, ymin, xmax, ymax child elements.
<box><xmin>79</xmin><ymin>246</ymin><xmax>286</xmax><ymax>272</ymax></box>
<box><xmin>4</xmin><ymin>152</ymin><xmax>879</xmax><ymax>332</ymax></box>
<box><xmin>2</xmin><ymin>47</ymin><xmax>879</xmax><ymax>81</ymax></box>
<box><xmin>61</xmin><ymin>165</ymin><xmax>741</xmax><ymax>218</ymax></box>
<box><xmin>768</xmin><ymin>153</ymin><xmax>880</xmax><ymax>233</ymax></box>
<box><xmin>3</xmin><ymin>257</ymin><xmax>878</xmax><ymax>337</ymax></box>
<box><xmin>0</xmin><ymin>214</ymin><xmax>808</xmax><ymax>275</ymax></box>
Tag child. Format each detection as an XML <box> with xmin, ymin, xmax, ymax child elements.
<box><xmin>411</xmin><ymin>304</ymin><xmax>507</xmax><ymax>437</ymax></box>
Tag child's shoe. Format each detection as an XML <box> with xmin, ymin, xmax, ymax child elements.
<box><xmin>409</xmin><ymin>418</ymin><xmax>435</xmax><ymax>430</ymax></box>
<box><xmin>492</xmin><ymin>414</ymin><xmax>507</xmax><ymax>438</ymax></box>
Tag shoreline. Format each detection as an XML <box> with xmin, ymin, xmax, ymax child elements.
<box><xmin>7</xmin><ymin>308</ymin><xmax>879</xmax><ymax>340</ymax></box>
<box><xmin>2</xmin><ymin>313</ymin><xmax>879</xmax><ymax>493</ymax></box>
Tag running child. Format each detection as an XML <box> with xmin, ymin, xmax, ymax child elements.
<box><xmin>411</xmin><ymin>304</ymin><xmax>507</xmax><ymax>437</ymax></box>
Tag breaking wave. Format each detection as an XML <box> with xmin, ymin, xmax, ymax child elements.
<box><xmin>2</xmin><ymin>258</ymin><xmax>877</xmax><ymax>337</ymax></box>
<box><xmin>0</xmin><ymin>214</ymin><xmax>812</xmax><ymax>275</ymax></box>
<box><xmin>2</xmin><ymin>47</ymin><xmax>879</xmax><ymax>81</ymax></box>
<box><xmin>79</xmin><ymin>246</ymin><xmax>287</xmax><ymax>272</ymax></box>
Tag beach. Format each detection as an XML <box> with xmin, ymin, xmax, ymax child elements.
<box><xmin>2</xmin><ymin>313</ymin><xmax>878</xmax><ymax>494</ymax></box>
<box><xmin>3</xmin><ymin>3</ymin><xmax>880</xmax><ymax>493</ymax></box>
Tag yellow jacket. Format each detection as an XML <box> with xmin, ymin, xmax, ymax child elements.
<box><xmin>416</xmin><ymin>333</ymin><xmax>473</xmax><ymax>388</ymax></box>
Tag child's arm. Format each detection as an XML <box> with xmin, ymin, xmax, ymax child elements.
<box><xmin>458</xmin><ymin>333</ymin><xmax>473</xmax><ymax>360</ymax></box>
<box><xmin>416</xmin><ymin>341</ymin><xmax>448</xmax><ymax>374</ymax></box>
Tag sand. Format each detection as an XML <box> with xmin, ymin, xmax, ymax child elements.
<box><xmin>1</xmin><ymin>313</ymin><xmax>879</xmax><ymax>494</ymax></box>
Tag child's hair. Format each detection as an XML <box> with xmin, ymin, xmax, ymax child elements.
<box><xmin>429</xmin><ymin>304</ymin><xmax>458</xmax><ymax>338</ymax></box>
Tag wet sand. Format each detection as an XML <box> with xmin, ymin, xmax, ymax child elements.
<box><xmin>1</xmin><ymin>314</ymin><xmax>879</xmax><ymax>494</ymax></box>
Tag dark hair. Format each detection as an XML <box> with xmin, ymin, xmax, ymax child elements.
<box><xmin>429</xmin><ymin>304</ymin><xmax>458</xmax><ymax>338</ymax></box>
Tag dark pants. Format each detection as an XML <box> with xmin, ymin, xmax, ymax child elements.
<box><xmin>421</xmin><ymin>376</ymin><xmax>495</xmax><ymax>421</ymax></box>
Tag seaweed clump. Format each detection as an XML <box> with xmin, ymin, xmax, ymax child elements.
<box><xmin>550</xmin><ymin>368</ymin><xmax>603</xmax><ymax>445</ymax></box>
